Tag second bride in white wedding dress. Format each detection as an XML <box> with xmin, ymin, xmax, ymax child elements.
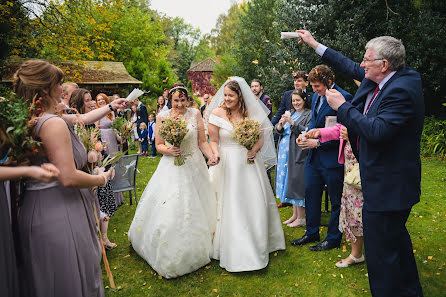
<box><xmin>205</xmin><ymin>77</ymin><xmax>285</xmax><ymax>272</ymax></box>
<box><xmin>128</xmin><ymin>85</ymin><xmax>218</xmax><ymax>279</ymax></box>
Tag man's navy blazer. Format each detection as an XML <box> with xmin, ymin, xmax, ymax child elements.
<box><xmin>306</xmin><ymin>84</ymin><xmax>352</xmax><ymax>169</ymax></box>
<box><xmin>322</xmin><ymin>47</ymin><xmax>424</xmax><ymax>212</ymax></box>
<box><xmin>271</xmin><ymin>89</ymin><xmax>313</xmax><ymax>126</ymax></box>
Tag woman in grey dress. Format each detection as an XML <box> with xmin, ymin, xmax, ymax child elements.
<box><xmin>95</xmin><ymin>93</ymin><xmax>124</xmax><ymax>206</ymax></box>
<box><xmin>275</xmin><ymin>90</ymin><xmax>312</xmax><ymax>227</ymax></box>
<box><xmin>0</xmin><ymin>164</ymin><xmax>59</xmax><ymax>297</ymax></box>
<box><xmin>13</xmin><ymin>59</ymin><xmax>128</xmax><ymax>297</ymax></box>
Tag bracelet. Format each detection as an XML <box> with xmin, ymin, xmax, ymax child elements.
<box><xmin>108</xmin><ymin>103</ymin><xmax>114</xmax><ymax>112</ymax></box>
<box><xmin>100</xmin><ymin>175</ymin><xmax>108</xmax><ymax>187</ymax></box>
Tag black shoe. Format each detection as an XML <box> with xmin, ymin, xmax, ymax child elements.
<box><xmin>309</xmin><ymin>240</ymin><xmax>340</xmax><ymax>251</ymax></box>
<box><xmin>290</xmin><ymin>234</ymin><xmax>320</xmax><ymax>246</ymax></box>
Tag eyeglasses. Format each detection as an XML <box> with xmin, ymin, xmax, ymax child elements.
<box><xmin>362</xmin><ymin>58</ymin><xmax>384</xmax><ymax>63</ymax></box>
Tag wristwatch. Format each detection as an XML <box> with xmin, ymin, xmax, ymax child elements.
<box><xmin>108</xmin><ymin>103</ymin><xmax>114</xmax><ymax>112</ymax></box>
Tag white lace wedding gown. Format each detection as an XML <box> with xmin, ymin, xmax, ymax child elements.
<box><xmin>128</xmin><ymin>108</ymin><xmax>217</xmax><ymax>278</ymax></box>
<box><xmin>208</xmin><ymin>114</ymin><xmax>285</xmax><ymax>272</ymax></box>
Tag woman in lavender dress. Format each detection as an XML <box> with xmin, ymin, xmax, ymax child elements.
<box><xmin>95</xmin><ymin>93</ymin><xmax>124</xmax><ymax>205</ymax></box>
<box><xmin>14</xmin><ymin>59</ymin><xmax>127</xmax><ymax>297</ymax></box>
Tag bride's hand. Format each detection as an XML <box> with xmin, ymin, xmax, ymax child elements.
<box><xmin>207</xmin><ymin>153</ymin><xmax>220</xmax><ymax>166</ymax></box>
<box><xmin>168</xmin><ymin>146</ymin><xmax>182</xmax><ymax>157</ymax></box>
<box><xmin>247</xmin><ymin>150</ymin><xmax>256</xmax><ymax>161</ymax></box>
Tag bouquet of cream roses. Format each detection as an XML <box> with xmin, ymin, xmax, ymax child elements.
<box><xmin>231</xmin><ymin>118</ymin><xmax>261</xmax><ymax>164</ymax></box>
<box><xmin>158</xmin><ymin>116</ymin><xmax>189</xmax><ymax>166</ymax></box>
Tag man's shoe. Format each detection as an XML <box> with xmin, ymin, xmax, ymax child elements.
<box><xmin>290</xmin><ymin>234</ymin><xmax>320</xmax><ymax>246</ymax></box>
<box><xmin>309</xmin><ymin>240</ymin><xmax>340</xmax><ymax>251</ymax></box>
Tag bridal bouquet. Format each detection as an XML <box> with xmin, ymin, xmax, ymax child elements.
<box><xmin>74</xmin><ymin>123</ymin><xmax>124</xmax><ymax>173</ymax></box>
<box><xmin>0</xmin><ymin>93</ymin><xmax>42</xmax><ymax>164</ymax></box>
<box><xmin>111</xmin><ymin>117</ymin><xmax>133</xmax><ymax>150</ymax></box>
<box><xmin>231</xmin><ymin>118</ymin><xmax>261</xmax><ymax>164</ymax></box>
<box><xmin>158</xmin><ymin>116</ymin><xmax>189</xmax><ymax>166</ymax></box>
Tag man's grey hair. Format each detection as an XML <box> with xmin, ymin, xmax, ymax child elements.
<box><xmin>365</xmin><ymin>36</ymin><xmax>405</xmax><ymax>71</ymax></box>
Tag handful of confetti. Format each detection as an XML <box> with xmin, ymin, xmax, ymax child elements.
<box><xmin>158</xmin><ymin>116</ymin><xmax>189</xmax><ymax>166</ymax></box>
<box><xmin>231</xmin><ymin>118</ymin><xmax>261</xmax><ymax>164</ymax></box>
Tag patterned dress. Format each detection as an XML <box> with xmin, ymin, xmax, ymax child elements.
<box><xmin>275</xmin><ymin>112</ymin><xmax>304</xmax><ymax>206</ymax></box>
<box><xmin>338</xmin><ymin>141</ymin><xmax>364</xmax><ymax>242</ymax></box>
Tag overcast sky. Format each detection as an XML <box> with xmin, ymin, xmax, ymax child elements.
<box><xmin>150</xmin><ymin>0</ymin><xmax>242</xmax><ymax>35</ymax></box>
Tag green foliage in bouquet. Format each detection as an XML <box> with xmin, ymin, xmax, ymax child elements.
<box><xmin>231</xmin><ymin>118</ymin><xmax>261</xmax><ymax>164</ymax></box>
<box><xmin>158</xmin><ymin>116</ymin><xmax>189</xmax><ymax>166</ymax></box>
<box><xmin>111</xmin><ymin>117</ymin><xmax>133</xmax><ymax>150</ymax></box>
<box><xmin>0</xmin><ymin>93</ymin><xmax>42</xmax><ymax>163</ymax></box>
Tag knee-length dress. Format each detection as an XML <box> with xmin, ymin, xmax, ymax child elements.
<box><xmin>339</xmin><ymin>142</ymin><xmax>364</xmax><ymax>242</ymax></box>
<box><xmin>18</xmin><ymin>114</ymin><xmax>103</xmax><ymax>297</ymax></box>
<box><xmin>99</xmin><ymin>116</ymin><xmax>124</xmax><ymax>206</ymax></box>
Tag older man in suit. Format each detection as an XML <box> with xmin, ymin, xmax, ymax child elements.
<box><xmin>298</xmin><ymin>30</ymin><xmax>424</xmax><ymax>297</ymax></box>
<box><xmin>291</xmin><ymin>65</ymin><xmax>352</xmax><ymax>251</ymax></box>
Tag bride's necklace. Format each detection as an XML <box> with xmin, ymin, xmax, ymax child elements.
<box><xmin>170</xmin><ymin>108</ymin><xmax>186</xmax><ymax>118</ymax></box>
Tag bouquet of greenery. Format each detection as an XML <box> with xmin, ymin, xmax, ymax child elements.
<box><xmin>158</xmin><ymin>116</ymin><xmax>189</xmax><ymax>166</ymax></box>
<box><xmin>111</xmin><ymin>117</ymin><xmax>133</xmax><ymax>151</ymax></box>
<box><xmin>0</xmin><ymin>93</ymin><xmax>42</xmax><ymax>163</ymax></box>
<box><xmin>74</xmin><ymin>123</ymin><xmax>125</xmax><ymax>173</ymax></box>
<box><xmin>231</xmin><ymin>118</ymin><xmax>261</xmax><ymax>164</ymax></box>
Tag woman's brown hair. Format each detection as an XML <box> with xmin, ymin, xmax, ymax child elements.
<box><xmin>222</xmin><ymin>80</ymin><xmax>248</xmax><ymax>122</ymax></box>
<box><xmin>13</xmin><ymin>59</ymin><xmax>64</xmax><ymax>116</ymax></box>
<box><xmin>289</xmin><ymin>89</ymin><xmax>311</xmax><ymax>114</ymax></box>
<box><xmin>69</xmin><ymin>88</ymin><xmax>91</xmax><ymax>114</ymax></box>
<box><xmin>95</xmin><ymin>93</ymin><xmax>113</xmax><ymax>121</ymax></box>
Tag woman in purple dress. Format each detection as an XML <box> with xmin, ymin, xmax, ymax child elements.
<box><xmin>95</xmin><ymin>93</ymin><xmax>124</xmax><ymax>206</ymax></box>
<box><xmin>13</xmin><ymin>59</ymin><xmax>128</xmax><ymax>297</ymax></box>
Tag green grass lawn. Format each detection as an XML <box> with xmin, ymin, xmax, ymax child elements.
<box><xmin>103</xmin><ymin>155</ymin><xmax>446</xmax><ymax>296</ymax></box>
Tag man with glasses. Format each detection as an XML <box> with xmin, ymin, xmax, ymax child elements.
<box><xmin>297</xmin><ymin>29</ymin><xmax>424</xmax><ymax>297</ymax></box>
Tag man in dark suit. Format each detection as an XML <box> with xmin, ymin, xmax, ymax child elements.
<box><xmin>271</xmin><ymin>71</ymin><xmax>313</xmax><ymax>126</ymax></box>
<box><xmin>291</xmin><ymin>65</ymin><xmax>352</xmax><ymax>252</ymax></box>
<box><xmin>298</xmin><ymin>30</ymin><xmax>424</xmax><ymax>297</ymax></box>
<box><xmin>134</xmin><ymin>98</ymin><xmax>148</xmax><ymax>139</ymax></box>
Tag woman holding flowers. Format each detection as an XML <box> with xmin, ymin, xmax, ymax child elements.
<box><xmin>70</xmin><ymin>88</ymin><xmax>118</xmax><ymax>249</ymax></box>
<box><xmin>206</xmin><ymin>77</ymin><xmax>285</xmax><ymax>272</ymax></box>
<box><xmin>128</xmin><ymin>84</ymin><xmax>218</xmax><ymax>279</ymax></box>
<box><xmin>13</xmin><ymin>59</ymin><xmax>128</xmax><ymax>297</ymax></box>
<box><xmin>95</xmin><ymin>93</ymin><xmax>124</xmax><ymax>206</ymax></box>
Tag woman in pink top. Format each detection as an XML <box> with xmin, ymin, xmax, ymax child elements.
<box><xmin>306</xmin><ymin>124</ymin><xmax>364</xmax><ymax>268</ymax></box>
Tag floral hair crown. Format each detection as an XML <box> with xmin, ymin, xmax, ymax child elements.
<box><xmin>168</xmin><ymin>86</ymin><xmax>188</xmax><ymax>94</ymax></box>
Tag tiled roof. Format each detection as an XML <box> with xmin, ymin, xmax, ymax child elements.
<box><xmin>2</xmin><ymin>60</ymin><xmax>142</xmax><ymax>85</ymax></box>
<box><xmin>187</xmin><ymin>58</ymin><xmax>216</xmax><ymax>72</ymax></box>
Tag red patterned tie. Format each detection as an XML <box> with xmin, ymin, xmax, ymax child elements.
<box><xmin>365</xmin><ymin>86</ymin><xmax>380</xmax><ymax>114</ymax></box>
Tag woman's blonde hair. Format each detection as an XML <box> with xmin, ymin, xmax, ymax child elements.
<box><xmin>13</xmin><ymin>59</ymin><xmax>64</xmax><ymax>115</ymax></box>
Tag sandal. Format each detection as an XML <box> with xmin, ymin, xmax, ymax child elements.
<box><xmin>335</xmin><ymin>254</ymin><xmax>365</xmax><ymax>268</ymax></box>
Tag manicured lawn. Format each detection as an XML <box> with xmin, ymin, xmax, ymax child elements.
<box><xmin>103</xmin><ymin>155</ymin><xmax>446</xmax><ymax>296</ymax></box>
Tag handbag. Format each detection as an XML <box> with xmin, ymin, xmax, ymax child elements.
<box><xmin>344</xmin><ymin>162</ymin><xmax>362</xmax><ymax>190</ymax></box>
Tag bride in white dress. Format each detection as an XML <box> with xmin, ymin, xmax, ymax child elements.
<box><xmin>205</xmin><ymin>77</ymin><xmax>285</xmax><ymax>272</ymax></box>
<box><xmin>128</xmin><ymin>85</ymin><xmax>218</xmax><ymax>278</ymax></box>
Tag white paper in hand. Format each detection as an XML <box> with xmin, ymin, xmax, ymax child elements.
<box><xmin>126</xmin><ymin>88</ymin><xmax>144</xmax><ymax>103</ymax></box>
<box><xmin>284</xmin><ymin>110</ymin><xmax>291</xmax><ymax>116</ymax></box>
<box><xmin>281</xmin><ymin>32</ymin><xmax>300</xmax><ymax>39</ymax></box>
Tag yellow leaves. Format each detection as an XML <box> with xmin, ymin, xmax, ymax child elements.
<box><xmin>155</xmin><ymin>52</ymin><xmax>159</xmax><ymax>57</ymax></box>
<box><xmin>252</xmin><ymin>60</ymin><xmax>259</xmax><ymax>64</ymax></box>
<box><xmin>342</xmin><ymin>245</ymin><xmax>347</xmax><ymax>252</ymax></box>
<box><xmin>158</xmin><ymin>275</ymin><xmax>162</xmax><ymax>280</ymax></box>
<box><xmin>265</xmin><ymin>40</ymin><xmax>269</xmax><ymax>43</ymax></box>
<box><xmin>124</xmin><ymin>254</ymin><xmax>130</xmax><ymax>258</ymax></box>
<box><xmin>6</xmin><ymin>1</ymin><xmax>13</xmax><ymax>7</ymax></box>
<box><xmin>428</xmin><ymin>256</ymin><xmax>433</xmax><ymax>260</ymax></box>
<box><xmin>212</xmin><ymin>289</ymin><xmax>218</xmax><ymax>293</ymax></box>
<box><xmin>205</xmin><ymin>265</ymin><xmax>212</xmax><ymax>270</ymax></box>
